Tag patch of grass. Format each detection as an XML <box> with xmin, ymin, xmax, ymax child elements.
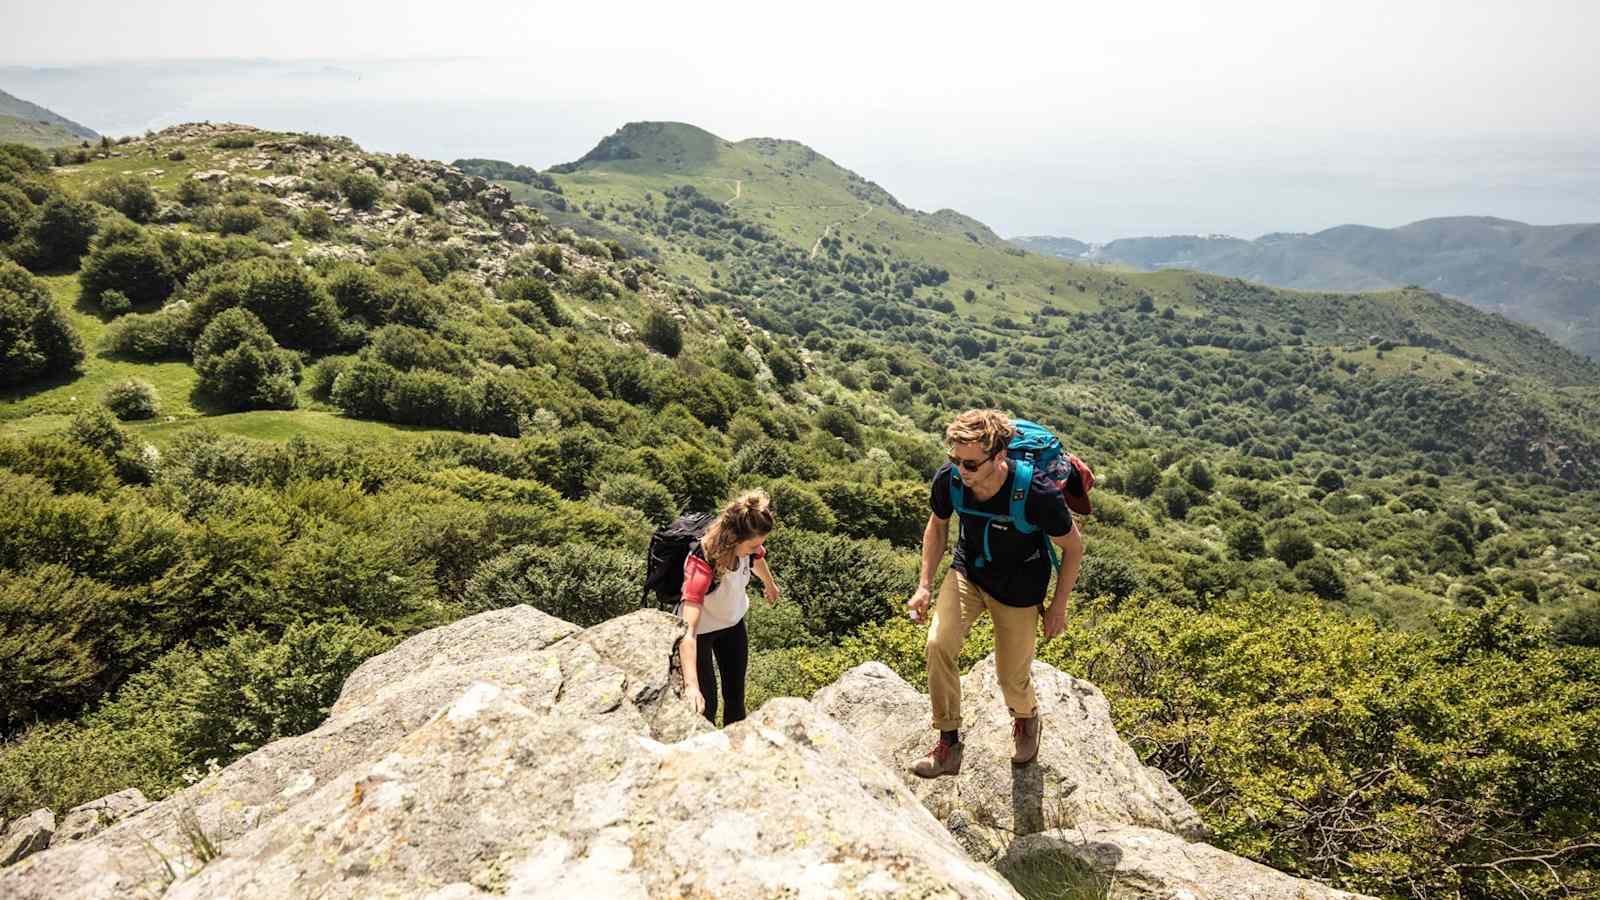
<box><xmin>999</xmin><ymin>850</ymin><xmax>1113</xmax><ymax>900</ymax></box>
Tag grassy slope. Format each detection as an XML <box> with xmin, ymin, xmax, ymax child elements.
<box><xmin>0</xmin><ymin>114</ymin><xmax>87</xmax><ymax>149</ymax></box>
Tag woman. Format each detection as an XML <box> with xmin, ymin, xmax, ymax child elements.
<box><xmin>680</xmin><ymin>489</ymin><xmax>779</xmax><ymax>725</ymax></box>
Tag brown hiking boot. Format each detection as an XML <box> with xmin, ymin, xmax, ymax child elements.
<box><xmin>1012</xmin><ymin>716</ymin><xmax>1042</xmax><ymax>765</ymax></box>
<box><xmin>911</xmin><ymin>739</ymin><xmax>963</xmax><ymax>779</ymax></box>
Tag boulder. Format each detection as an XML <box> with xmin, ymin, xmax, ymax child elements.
<box><xmin>814</xmin><ymin>660</ymin><xmax>1205</xmax><ymax>861</ymax></box>
<box><xmin>1001</xmin><ymin>823</ymin><xmax>1379</xmax><ymax>900</ymax></box>
<box><xmin>55</xmin><ymin>790</ymin><xmax>150</xmax><ymax>844</ymax></box>
<box><xmin>1</xmin><ymin>809</ymin><xmax>54</xmax><ymax>867</ymax></box>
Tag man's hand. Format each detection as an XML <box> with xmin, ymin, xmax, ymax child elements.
<box><xmin>1041</xmin><ymin>602</ymin><xmax>1067</xmax><ymax>640</ymax></box>
<box><xmin>906</xmin><ymin>586</ymin><xmax>932</xmax><ymax>624</ymax></box>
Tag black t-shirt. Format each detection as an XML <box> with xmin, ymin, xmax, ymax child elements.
<box><xmin>930</xmin><ymin>461</ymin><xmax>1073</xmax><ymax>607</ymax></box>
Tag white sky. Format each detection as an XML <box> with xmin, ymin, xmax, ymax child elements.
<box><xmin>5</xmin><ymin>0</ymin><xmax>1598</xmax><ymax>240</ymax></box>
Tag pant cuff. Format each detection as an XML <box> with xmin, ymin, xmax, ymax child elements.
<box><xmin>931</xmin><ymin>717</ymin><xmax>962</xmax><ymax>731</ymax></box>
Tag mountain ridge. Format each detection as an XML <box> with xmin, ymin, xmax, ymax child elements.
<box><xmin>0</xmin><ymin>89</ymin><xmax>98</xmax><ymax>147</ymax></box>
<box><xmin>1013</xmin><ymin>216</ymin><xmax>1600</xmax><ymax>358</ymax></box>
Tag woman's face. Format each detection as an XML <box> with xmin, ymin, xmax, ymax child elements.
<box><xmin>733</xmin><ymin>533</ymin><xmax>769</xmax><ymax>557</ymax></box>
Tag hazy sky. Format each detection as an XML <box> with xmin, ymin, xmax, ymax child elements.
<box><xmin>5</xmin><ymin>0</ymin><xmax>1598</xmax><ymax>240</ymax></box>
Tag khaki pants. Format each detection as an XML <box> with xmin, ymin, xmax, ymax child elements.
<box><xmin>926</xmin><ymin>570</ymin><xmax>1039</xmax><ymax>731</ymax></box>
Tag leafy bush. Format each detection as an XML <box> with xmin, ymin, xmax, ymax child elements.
<box><xmin>178</xmin><ymin>620</ymin><xmax>394</xmax><ymax>765</ymax></box>
<box><xmin>105</xmin><ymin>307</ymin><xmax>190</xmax><ymax>359</ymax></box>
<box><xmin>213</xmin><ymin>133</ymin><xmax>257</xmax><ymax>149</ymax></box>
<box><xmin>463</xmin><ymin>541</ymin><xmax>643</xmax><ymax>626</ymax></box>
<box><xmin>642</xmin><ymin>309</ymin><xmax>682</xmax><ymax>356</ymax></box>
<box><xmin>0</xmin><ymin>565</ymin><xmax>124</xmax><ymax>731</ymax></box>
<box><xmin>79</xmin><ymin>228</ymin><xmax>174</xmax><ymax>308</ymax></box>
<box><xmin>1271</xmin><ymin>529</ymin><xmax>1317</xmax><ymax>568</ymax></box>
<box><xmin>498</xmin><ymin>276</ymin><xmax>567</xmax><ymax>326</ymax></box>
<box><xmin>0</xmin><ymin>259</ymin><xmax>83</xmax><ymax>385</ymax></box>
<box><xmin>103</xmin><ymin>378</ymin><xmax>159</xmax><ymax>420</ymax></box>
<box><xmin>189</xmin><ymin>257</ymin><xmax>345</xmax><ymax>351</ymax></box>
<box><xmin>299</xmin><ymin>206</ymin><xmax>335</xmax><ymax>239</ymax></box>
<box><xmin>761</xmin><ymin>529</ymin><xmax>912</xmax><ymax>640</ymax></box>
<box><xmin>401</xmin><ymin>185</ymin><xmax>434</xmax><ymax>215</ymax></box>
<box><xmin>594</xmin><ymin>473</ymin><xmax>676</xmax><ymax>526</ymax></box>
<box><xmin>192</xmin><ymin>307</ymin><xmax>302</xmax><ymax>411</ymax></box>
<box><xmin>86</xmin><ymin>175</ymin><xmax>159</xmax><ymax>224</ymax></box>
<box><xmin>1075</xmin><ymin>549</ymin><xmax>1144</xmax><ymax>603</ymax></box>
<box><xmin>339</xmin><ymin>171</ymin><xmax>384</xmax><ymax>210</ymax></box>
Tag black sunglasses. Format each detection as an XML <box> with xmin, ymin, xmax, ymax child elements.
<box><xmin>947</xmin><ymin>450</ymin><xmax>997</xmax><ymax>473</ymax></box>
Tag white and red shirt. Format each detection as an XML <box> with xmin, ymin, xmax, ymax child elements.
<box><xmin>680</xmin><ymin>544</ymin><xmax>766</xmax><ymax>635</ymax></box>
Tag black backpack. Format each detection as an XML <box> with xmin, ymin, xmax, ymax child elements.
<box><xmin>641</xmin><ymin>512</ymin><xmax>717</xmax><ymax>609</ymax></box>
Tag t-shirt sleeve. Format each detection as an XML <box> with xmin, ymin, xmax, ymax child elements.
<box><xmin>754</xmin><ymin>545</ymin><xmax>767</xmax><ymax>560</ymax></box>
<box><xmin>930</xmin><ymin>464</ymin><xmax>954</xmax><ymax>519</ymax></box>
<box><xmin>681</xmin><ymin>554</ymin><xmax>714</xmax><ymax>605</ymax></box>
<box><xmin>1028</xmin><ymin>473</ymin><xmax>1074</xmax><ymax>537</ymax></box>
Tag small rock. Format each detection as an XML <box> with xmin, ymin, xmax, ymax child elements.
<box><xmin>57</xmin><ymin>789</ymin><xmax>149</xmax><ymax>844</ymax></box>
<box><xmin>1</xmin><ymin>808</ymin><xmax>55</xmax><ymax>866</ymax></box>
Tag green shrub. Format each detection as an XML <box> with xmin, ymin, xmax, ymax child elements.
<box><xmin>189</xmin><ymin>257</ymin><xmax>345</xmax><ymax>351</ymax></box>
<box><xmin>642</xmin><ymin>309</ymin><xmax>682</xmax><ymax>356</ymax></box>
<box><xmin>401</xmin><ymin>185</ymin><xmax>434</xmax><ymax>215</ymax></box>
<box><xmin>815</xmin><ymin>406</ymin><xmax>862</xmax><ymax>447</ymax></box>
<box><xmin>0</xmin><ymin>259</ymin><xmax>83</xmax><ymax>385</ymax></box>
<box><xmin>1294</xmin><ymin>555</ymin><xmax>1345</xmax><ymax>601</ymax></box>
<box><xmin>463</xmin><ymin>541</ymin><xmax>643</xmax><ymax>626</ymax></box>
<box><xmin>1226</xmin><ymin>521</ymin><xmax>1266</xmax><ymax>561</ymax></box>
<box><xmin>175</xmin><ymin>177</ymin><xmax>212</xmax><ymax>206</ymax></box>
<box><xmin>193</xmin><ymin>307</ymin><xmax>301</xmax><ymax>411</ymax></box>
<box><xmin>86</xmin><ymin>175</ymin><xmax>159</xmax><ymax>224</ymax></box>
<box><xmin>1075</xmin><ymin>549</ymin><xmax>1144</xmax><ymax>603</ymax></box>
<box><xmin>79</xmin><ymin>230</ymin><xmax>174</xmax><ymax>308</ymax></box>
<box><xmin>594</xmin><ymin>473</ymin><xmax>676</xmax><ymax>526</ymax></box>
<box><xmin>339</xmin><ymin>171</ymin><xmax>384</xmax><ymax>210</ymax></box>
<box><xmin>761</xmin><ymin>529</ymin><xmax>912</xmax><ymax>640</ymax></box>
<box><xmin>179</xmin><ymin>620</ymin><xmax>394</xmax><ymax>764</ymax></box>
<box><xmin>0</xmin><ymin>565</ymin><xmax>123</xmax><ymax>731</ymax></box>
<box><xmin>101</xmin><ymin>379</ymin><xmax>159</xmax><ymax>423</ymax></box>
<box><xmin>498</xmin><ymin>276</ymin><xmax>566</xmax><ymax>326</ymax></box>
<box><xmin>299</xmin><ymin>206</ymin><xmax>335</xmax><ymax>239</ymax></box>
<box><xmin>105</xmin><ymin>307</ymin><xmax>190</xmax><ymax>359</ymax></box>
<box><xmin>1271</xmin><ymin>529</ymin><xmax>1317</xmax><ymax>568</ymax></box>
<box><xmin>815</xmin><ymin>479</ymin><xmax>925</xmax><ymax>547</ymax></box>
<box><xmin>213</xmin><ymin>133</ymin><xmax>257</xmax><ymax>149</ymax></box>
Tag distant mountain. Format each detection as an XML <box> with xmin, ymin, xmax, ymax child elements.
<box><xmin>1010</xmin><ymin>235</ymin><xmax>1090</xmax><ymax>258</ymax></box>
<box><xmin>0</xmin><ymin>88</ymin><xmax>98</xmax><ymax>147</ymax></box>
<box><xmin>1012</xmin><ymin>217</ymin><xmax>1600</xmax><ymax>359</ymax></box>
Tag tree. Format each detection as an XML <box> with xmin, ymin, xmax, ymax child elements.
<box><xmin>1271</xmin><ymin>530</ymin><xmax>1317</xmax><ymax>568</ymax></box>
<box><xmin>79</xmin><ymin>229</ymin><xmax>174</xmax><ymax>309</ymax></box>
<box><xmin>192</xmin><ymin>308</ymin><xmax>301</xmax><ymax>411</ymax></box>
<box><xmin>0</xmin><ymin>259</ymin><xmax>83</xmax><ymax>387</ymax></box>
<box><xmin>25</xmin><ymin>196</ymin><xmax>99</xmax><ymax>270</ymax></box>
<box><xmin>1226</xmin><ymin>521</ymin><xmax>1266</xmax><ymax>561</ymax></box>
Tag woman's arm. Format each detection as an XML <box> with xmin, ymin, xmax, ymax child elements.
<box><xmin>679</xmin><ymin>603</ymin><xmax>704</xmax><ymax>714</ymax></box>
<box><xmin>753</xmin><ymin>556</ymin><xmax>779</xmax><ymax>605</ymax></box>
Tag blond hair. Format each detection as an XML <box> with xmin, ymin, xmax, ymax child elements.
<box><xmin>945</xmin><ymin>409</ymin><xmax>1015</xmax><ymax>457</ymax></box>
<box><xmin>701</xmin><ymin>489</ymin><xmax>775</xmax><ymax>574</ymax></box>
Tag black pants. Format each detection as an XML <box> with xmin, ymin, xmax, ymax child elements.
<box><xmin>695</xmin><ymin>618</ymin><xmax>748</xmax><ymax>726</ymax></box>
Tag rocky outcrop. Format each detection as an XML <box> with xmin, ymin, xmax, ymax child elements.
<box><xmin>55</xmin><ymin>789</ymin><xmax>149</xmax><ymax>844</ymax></box>
<box><xmin>814</xmin><ymin>660</ymin><xmax>1206</xmax><ymax>860</ymax></box>
<box><xmin>0</xmin><ymin>609</ymin><xmax>1014</xmax><ymax>899</ymax></box>
<box><xmin>1003</xmin><ymin>824</ymin><xmax>1375</xmax><ymax>899</ymax></box>
<box><xmin>0</xmin><ymin>607</ymin><xmax>1373</xmax><ymax>899</ymax></box>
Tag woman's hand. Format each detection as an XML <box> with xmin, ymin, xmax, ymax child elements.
<box><xmin>685</xmin><ymin>685</ymin><xmax>705</xmax><ymax>714</ymax></box>
<box><xmin>763</xmin><ymin>580</ymin><xmax>780</xmax><ymax>605</ymax></box>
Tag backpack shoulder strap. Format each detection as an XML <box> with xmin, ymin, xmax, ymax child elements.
<box><xmin>1009</xmin><ymin>458</ymin><xmax>1036</xmax><ymax>533</ymax></box>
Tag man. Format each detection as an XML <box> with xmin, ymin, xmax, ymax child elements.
<box><xmin>905</xmin><ymin>409</ymin><xmax>1085</xmax><ymax>777</ymax></box>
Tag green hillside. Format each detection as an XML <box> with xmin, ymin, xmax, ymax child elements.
<box><xmin>2</xmin><ymin>122</ymin><xmax>1598</xmax><ymax>897</ymax></box>
<box><xmin>0</xmin><ymin>89</ymin><xmax>98</xmax><ymax>147</ymax></box>
<box><xmin>1019</xmin><ymin>217</ymin><xmax>1600</xmax><ymax>360</ymax></box>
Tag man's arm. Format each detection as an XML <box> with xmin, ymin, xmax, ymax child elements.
<box><xmin>907</xmin><ymin>513</ymin><xmax>949</xmax><ymax>623</ymax></box>
<box><xmin>1042</xmin><ymin>526</ymin><xmax>1084</xmax><ymax>639</ymax></box>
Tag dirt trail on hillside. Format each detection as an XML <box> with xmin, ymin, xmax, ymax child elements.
<box><xmin>810</xmin><ymin>204</ymin><xmax>874</xmax><ymax>259</ymax></box>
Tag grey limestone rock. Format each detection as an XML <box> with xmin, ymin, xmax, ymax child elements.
<box><xmin>813</xmin><ymin>659</ymin><xmax>1206</xmax><ymax>861</ymax></box>
<box><xmin>1</xmin><ymin>808</ymin><xmax>55</xmax><ymax>867</ymax></box>
<box><xmin>55</xmin><ymin>789</ymin><xmax>150</xmax><ymax>844</ymax></box>
<box><xmin>1002</xmin><ymin>823</ymin><xmax>1380</xmax><ymax>900</ymax></box>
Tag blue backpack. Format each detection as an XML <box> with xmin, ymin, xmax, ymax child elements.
<box><xmin>949</xmin><ymin>419</ymin><xmax>1094</xmax><ymax>571</ymax></box>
